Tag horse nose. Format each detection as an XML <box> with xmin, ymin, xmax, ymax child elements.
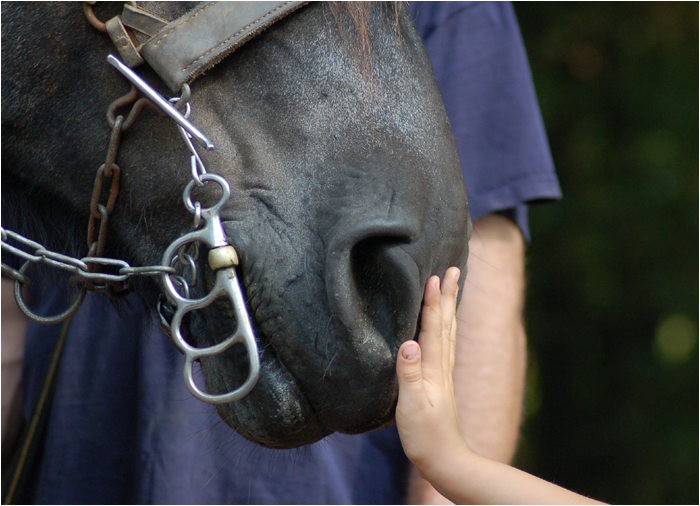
<box><xmin>325</xmin><ymin>217</ymin><xmax>424</xmax><ymax>356</ymax></box>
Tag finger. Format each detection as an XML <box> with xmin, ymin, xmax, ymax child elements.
<box><xmin>440</xmin><ymin>267</ymin><xmax>460</xmax><ymax>374</ymax></box>
<box><xmin>396</xmin><ymin>340</ymin><xmax>426</xmax><ymax>410</ymax></box>
<box><xmin>449</xmin><ymin>310</ymin><xmax>458</xmax><ymax>374</ymax></box>
<box><xmin>417</xmin><ymin>276</ymin><xmax>443</xmax><ymax>378</ymax></box>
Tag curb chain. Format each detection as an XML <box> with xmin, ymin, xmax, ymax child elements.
<box><xmin>0</xmin><ymin>84</ymin><xmax>178</xmax><ymax>323</ymax></box>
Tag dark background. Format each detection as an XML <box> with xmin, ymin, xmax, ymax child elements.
<box><xmin>511</xmin><ymin>2</ymin><xmax>698</xmax><ymax>504</ymax></box>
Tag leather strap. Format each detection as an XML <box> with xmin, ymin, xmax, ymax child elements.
<box><xmin>120</xmin><ymin>4</ymin><xmax>168</xmax><ymax>37</ymax></box>
<box><xmin>140</xmin><ymin>1</ymin><xmax>308</xmax><ymax>92</ymax></box>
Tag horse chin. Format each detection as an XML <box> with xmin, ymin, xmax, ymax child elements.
<box><xmin>204</xmin><ymin>344</ymin><xmax>335</xmax><ymax>449</ymax></box>
<box><xmin>196</xmin><ymin>319</ymin><xmax>396</xmax><ymax>449</ymax></box>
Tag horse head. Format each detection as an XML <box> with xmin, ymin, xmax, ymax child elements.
<box><xmin>1</xmin><ymin>2</ymin><xmax>470</xmax><ymax>448</ymax></box>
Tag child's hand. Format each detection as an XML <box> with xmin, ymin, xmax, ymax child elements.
<box><xmin>395</xmin><ymin>267</ymin><xmax>471</xmax><ymax>481</ymax></box>
<box><xmin>396</xmin><ymin>268</ymin><xmax>607</xmax><ymax>506</ymax></box>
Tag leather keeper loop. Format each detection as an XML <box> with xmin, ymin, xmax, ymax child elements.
<box><xmin>106</xmin><ymin>15</ymin><xmax>144</xmax><ymax>68</ymax></box>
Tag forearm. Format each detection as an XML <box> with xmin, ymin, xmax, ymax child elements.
<box><xmin>423</xmin><ymin>449</ymin><xmax>604</xmax><ymax>505</ymax></box>
<box><xmin>452</xmin><ymin>214</ymin><xmax>526</xmax><ymax>463</ymax></box>
<box><xmin>407</xmin><ymin>214</ymin><xmax>527</xmax><ymax>504</ymax></box>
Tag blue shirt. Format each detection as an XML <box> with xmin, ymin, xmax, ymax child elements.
<box><xmin>412</xmin><ymin>2</ymin><xmax>560</xmax><ymax>240</ymax></box>
<box><xmin>19</xmin><ymin>3</ymin><xmax>560</xmax><ymax>504</ymax></box>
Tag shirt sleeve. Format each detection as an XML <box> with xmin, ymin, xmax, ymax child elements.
<box><xmin>409</xmin><ymin>1</ymin><xmax>562</xmax><ymax>241</ymax></box>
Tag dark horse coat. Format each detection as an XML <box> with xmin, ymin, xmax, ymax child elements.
<box><xmin>1</xmin><ymin>2</ymin><xmax>469</xmax><ymax>448</ymax></box>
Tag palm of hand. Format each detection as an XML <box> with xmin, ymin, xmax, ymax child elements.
<box><xmin>395</xmin><ymin>268</ymin><xmax>469</xmax><ymax>478</ymax></box>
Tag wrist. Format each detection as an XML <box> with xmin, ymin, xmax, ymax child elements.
<box><xmin>415</xmin><ymin>438</ymin><xmax>475</xmax><ymax>496</ymax></box>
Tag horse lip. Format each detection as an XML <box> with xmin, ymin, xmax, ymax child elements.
<box><xmin>207</xmin><ymin>227</ymin><xmax>327</xmax><ymax>419</ymax></box>
<box><xmin>195</xmin><ymin>253</ymin><xmax>330</xmax><ymax>447</ymax></box>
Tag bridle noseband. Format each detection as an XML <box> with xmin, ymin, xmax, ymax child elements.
<box><xmin>1</xmin><ymin>1</ymin><xmax>307</xmax><ymax>405</ymax></box>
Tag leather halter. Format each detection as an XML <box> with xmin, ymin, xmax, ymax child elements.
<box><xmin>106</xmin><ymin>1</ymin><xmax>308</xmax><ymax>92</ymax></box>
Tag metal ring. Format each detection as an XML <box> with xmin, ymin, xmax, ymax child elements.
<box><xmin>170</xmin><ymin>275</ymin><xmax>191</xmax><ymax>300</ymax></box>
<box><xmin>83</xmin><ymin>1</ymin><xmax>137</xmax><ymax>33</ymax></box>
<box><xmin>169</xmin><ymin>97</ymin><xmax>192</xmax><ymax>118</ymax></box>
<box><xmin>177</xmin><ymin>245</ymin><xmax>190</xmax><ymax>265</ymax></box>
<box><xmin>179</xmin><ymin>84</ymin><xmax>192</xmax><ymax>111</ymax></box>
<box><xmin>190</xmin><ymin>241</ymin><xmax>201</xmax><ymax>263</ymax></box>
<box><xmin>183</xmin><ymin>173</ymin><xmax>231</xmax><ymax>214</ymax></box>
<box><xmin>193</xmin><ymin>202</ymin><xmax>202</xmax><ymax>229</ymax></box>
<box><xmin>83</xmin><ymin>2</ymin><xmax>107</xmax><ymax>32</ymax></box>
<box><xmin>177</xmin><ymin>250</ymin><xmax>198</xmax><ymax>288</ymax></box>
<box><xmin>13</xmin><ymin>261</ymin><xmax>87</xmax><ymax>325</ymax></box>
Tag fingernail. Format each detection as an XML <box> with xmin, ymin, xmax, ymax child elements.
<box><xmin>402</xmin><ymin>342</ymin><xmax>419</xmax><ymax>360</ymax></box>
<box><xmin>432</xmin><ymin>277</ymin><xmax>440</xmax><ymax>289</ymax></box>
<box><xmin>454</xmin><ymin>269</ymin><xmax>461</xmax><ymax>282</ymax></box>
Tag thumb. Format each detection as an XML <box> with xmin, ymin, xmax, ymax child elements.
<box><xmin>396</xmin><ymin>341</ymin><xmax>426</xmax><ymax>407</ymax></box>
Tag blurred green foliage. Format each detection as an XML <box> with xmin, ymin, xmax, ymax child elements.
<box><xmin>512</xmin><ymin>2</ymin><xmax>698</xmax><ymax>504</ymax></box>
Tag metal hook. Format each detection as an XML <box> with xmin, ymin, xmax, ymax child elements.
<box><xmin>190</xmin><ymin>155</ymin><xmax>204</xmax><ymax>186</ymax></box>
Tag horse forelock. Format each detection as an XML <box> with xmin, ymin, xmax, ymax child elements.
<box><xmin>328</xmin><ymin>2</ymin><xmax>404</xmax><ymax>78</ymax></box>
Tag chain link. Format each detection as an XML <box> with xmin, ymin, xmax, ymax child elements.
<box><xmin>87</xmin><ymin>116</ymin><xmax>122</xmax><ymax>258</ymax></box>
<box><xmin>1</xmin><ymin>78</ymin><xmax>175</xmax><ymax>321</ymax></box>
<box><xmin>1</xmin><ymin>227</ymin><xmax>175</xmax><ymax>324</ymax></box>
<box><xmin>82</xmin><ymin>1</ymin><xmax>137</xmax><ymax>33</ymax></box>
<box><xmin>108</xmin><ymin>85</ymin><xmax>165</xmax><ymax>131</ymax></box>
<box><xmin>1</xmin><ymin>228</ymin><xmax>175</xmax><ymax>286</ymax></box>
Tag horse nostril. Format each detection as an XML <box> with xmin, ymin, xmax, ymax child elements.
<box><xmin>350</xmin><ymin>237</ymin><xmax>419</xmax><ymax>343</ymax></box>
<box><xmin>326</xmin><ymin>221</ymin><xmax>423</xmax><ymax>352</ymax></box>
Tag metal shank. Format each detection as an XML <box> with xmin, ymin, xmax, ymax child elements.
<box><xmin>161</xmin><ymin>174</ymin><xmax>260</xmax><ymax>404</ymax></box>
